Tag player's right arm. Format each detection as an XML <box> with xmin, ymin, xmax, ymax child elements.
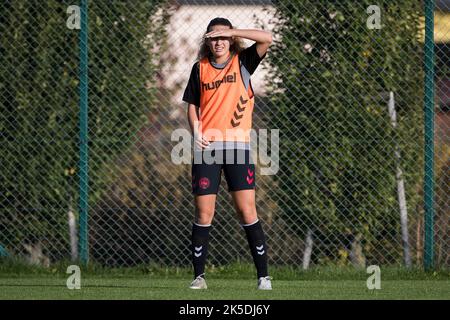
<box><xmin>187</xmin><ymin>103</ymin><xmax>210</xmax><ymax>149</ymax></box>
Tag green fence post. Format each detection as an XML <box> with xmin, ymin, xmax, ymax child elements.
<box><xmin>0</xmin><ymin>244</ymin><xmax>9</xmax><ymax>257</ymax></box>
<box><xmin>78</xmin><ymin>0</ymin><xmax>89</xmax><ymax>265</ymax></box>
<box><xmin>424</xmin><ymin>0</ymin><xmax>435</xmax><ymax>270</ymax></box>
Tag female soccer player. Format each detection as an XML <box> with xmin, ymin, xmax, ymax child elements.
<box><xmin>182</xmin><ymin>17</ymin><xmax>273</xmax><ymax>290</ymax></box>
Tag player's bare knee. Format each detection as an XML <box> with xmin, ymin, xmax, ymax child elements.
<box><xmin>237</xmin><ymin>207</ymin><xmax>257</xmax><ymax>223</ymax></box>
<box><xmin>195</xmin><ymin>210</ymin><xmax>215</xmax><ymax>225</ymax></box>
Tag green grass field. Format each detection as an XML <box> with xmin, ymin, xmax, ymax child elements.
<box><xmin>0</xmin><ymin>277</ymin><xmax>449</xmax><ymax>300</ymax></box>
<box><xmin>0</xmin><ymin>260</ymin><xmax>449</xmax><ymax>300</ymax></box>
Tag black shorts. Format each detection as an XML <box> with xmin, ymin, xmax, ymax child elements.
<box><xmin>191</xmin><ymin>149</ymin><xmax>256</xmax><ymax>195</ymax></box>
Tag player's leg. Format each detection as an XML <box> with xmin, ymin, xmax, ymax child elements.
<box><xmin>189</xmin><ymin>194</ymin><xmax>216</xmax><ymax>289</ymax></box>
<box><xmin>189</xmin><ymin>152</ymin><xmax>221</xmax><ymax>289</ymax></box>
<box><xmin>231</xmin><ymin>189</ymin><xmax>270</xmax><ymax>286</ymax></box>
<box><xmin>224</xmin><ymin>149</ymin><xmax>271</xmax><ymax>290</ymax></box>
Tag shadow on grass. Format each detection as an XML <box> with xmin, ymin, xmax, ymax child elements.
<box><xmin>0</xmin><ymin>281</ymin><xmax>179</xmax><ymax>290</ymax></box>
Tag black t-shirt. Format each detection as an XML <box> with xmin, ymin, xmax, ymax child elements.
<box><xmin>182</xmin><ymin>43</ymin><xmax>265</xmax><ymax>107</ymax></box>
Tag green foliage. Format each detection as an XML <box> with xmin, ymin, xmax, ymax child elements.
<box><xmin>265</xmin><ymin>0</ymin><xmax>424</xmax><ymax>264</ymax></box>
<box><xmin>0</xmin><ymin>0</ymin><xmax>166</xmax><ymax>260</ymax></box>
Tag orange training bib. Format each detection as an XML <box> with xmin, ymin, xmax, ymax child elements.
<box><xmin>199</xmin><ymin>54</ymin><xmax>254</xmax><ymax>142</ymax></box>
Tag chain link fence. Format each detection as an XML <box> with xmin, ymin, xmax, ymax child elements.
<box><xmin>1</xmin><ymin>0</ymin><xmax>448</xmax><ymax>269</ymax></box>
<box><xmin>434</xmin><ymin>0</ymin><xmax>450</xmax><ymax>268</ymax></box>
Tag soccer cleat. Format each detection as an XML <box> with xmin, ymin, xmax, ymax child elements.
<box><xmin>189</xmin><ymin>275</ymin><xmax>207</xmax><ymax>289</ymax></box>
<box><xmin>257</xmin><ymin>276</ymin><xmax>272</xmax><ymax>290</ymax></box>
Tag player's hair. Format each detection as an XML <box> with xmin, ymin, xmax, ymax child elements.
<box><xmin>197</xmin><ymin>17</ymin><xmax>245</xmax><ymax>61</ymax></box>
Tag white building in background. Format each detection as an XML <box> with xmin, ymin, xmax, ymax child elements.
<box><xmin>162</xmin><ymin>1</ymin><xmax>277</xmax><ymax>109</ymax></box>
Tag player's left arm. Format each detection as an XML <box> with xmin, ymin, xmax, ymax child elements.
<box><xmin>205</xmin><ymin>29</ymin><xmax>273</xmax><ymax>58</ymax></box>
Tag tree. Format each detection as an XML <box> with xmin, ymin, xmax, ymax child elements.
<box><xmin>265</xmin><ymin>0</ymin><xmax>423</xmax><ymax>265</ymax></box>
<box><xmin>0</xmin><ymin>0</ymin><xmax>166</xmax><ymax>261</ymax></box>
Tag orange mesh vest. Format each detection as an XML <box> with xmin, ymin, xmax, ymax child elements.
<box><xmin>199</xmin><ymin>53</ymin><xmax>254</xmax><ymax>142</ymax></box>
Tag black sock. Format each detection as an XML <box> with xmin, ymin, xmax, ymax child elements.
<box><xmin>243</xmin><ymin>220</ymin><xmax>269</xmax><ymax>278</ymax></box>
<box><xmin>191</xmin><ymin>223</ymin><xmax>211</xmax><ymax>279</ymax></box>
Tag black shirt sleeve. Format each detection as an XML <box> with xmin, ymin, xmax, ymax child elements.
<box><xmin>239</xmin><ymin>43</ymin><xmax>266</xmax><ymax>75</ymax></box>
<box><xmin>182</xmin><ymin>62</ymin><xmax>200</xmax><ymax>107</ymax></box>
